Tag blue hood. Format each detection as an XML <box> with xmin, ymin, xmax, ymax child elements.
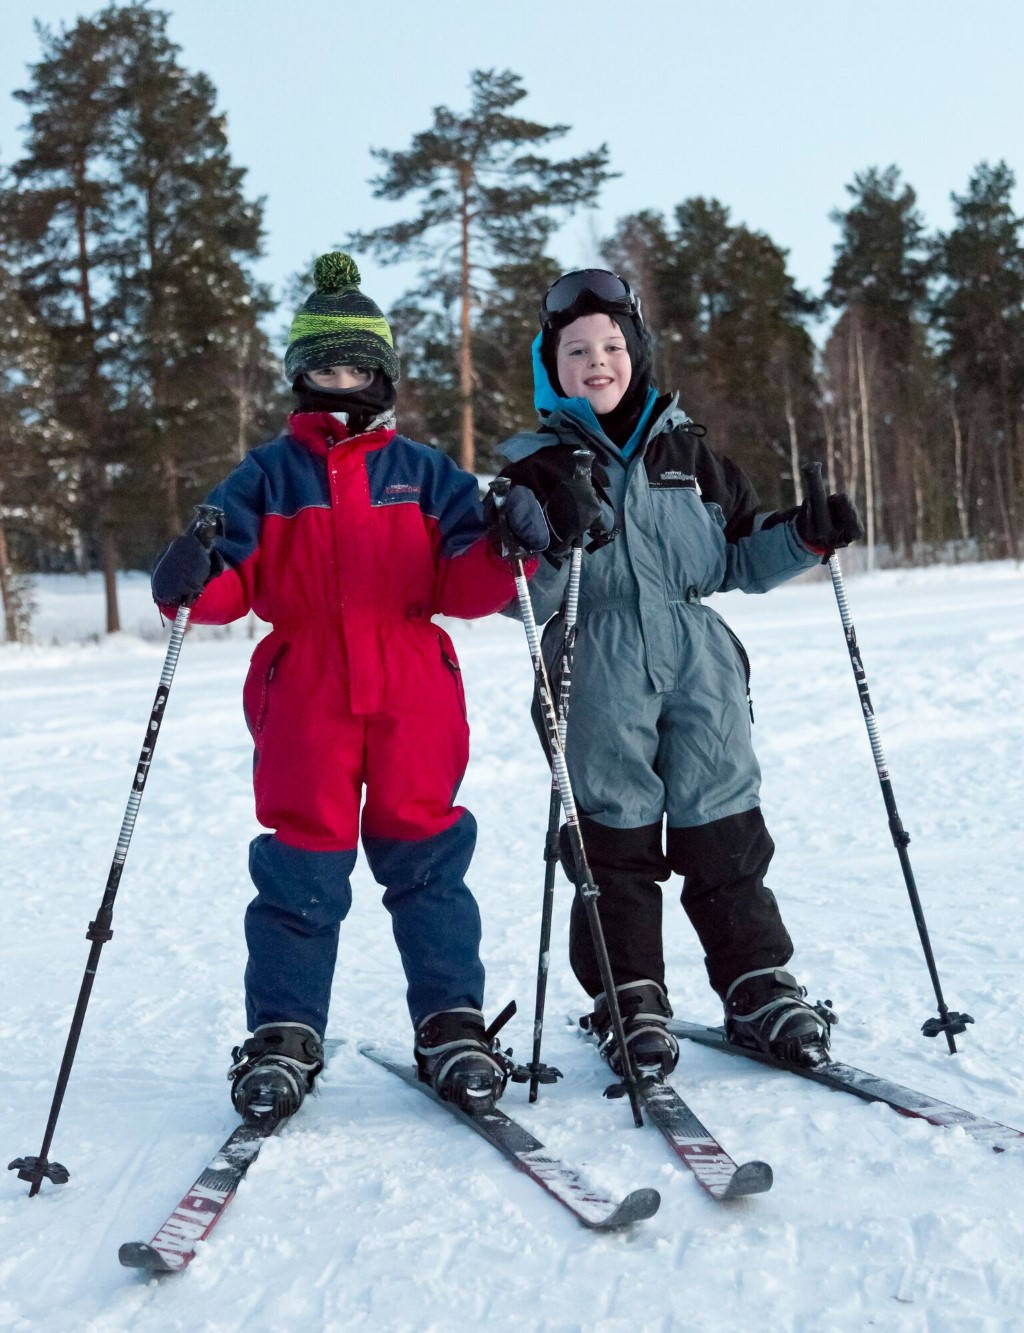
<box><xmin>531</xmin><ymin>334</ymin><xmax>657</xmax><ymax>458</ymax></box>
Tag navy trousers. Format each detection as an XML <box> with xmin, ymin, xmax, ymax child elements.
<box><xmin>244</xmin><ymin>812</ymin><xmax>486</xmax><ymax>1036</ymax></box>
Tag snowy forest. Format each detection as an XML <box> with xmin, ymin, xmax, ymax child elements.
<box><xmin>2</xmin><ymin>1</ymin><xmax>1024</xmax><ymax>644</ymax></box>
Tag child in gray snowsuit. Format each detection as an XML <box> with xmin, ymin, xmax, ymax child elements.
<box><xmin>499</xmin><ymin>269</ymin><xmax>863</xmax><ymax>1072</ymax></box>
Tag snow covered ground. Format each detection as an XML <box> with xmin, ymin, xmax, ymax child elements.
<box><xmin>2</xmin><ymin>560</ymin><xmax>1023</xmax><ymax>1332</ymax></box>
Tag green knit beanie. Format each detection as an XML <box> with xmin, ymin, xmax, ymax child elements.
<box><xmin>285</xmin><ymin>252</ymin><xmax>400</xmax><ymax>383</ymax></box>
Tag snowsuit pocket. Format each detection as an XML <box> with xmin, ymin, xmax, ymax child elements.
<box><xmin>438</xmin><ymin>633</ymin><xmax>468</xmax><ymax>722</ymax></box>
<box><xmin>721</xmin><ymin>622</ymin><xmax>754</xmax><ymax>723</ymax></box>
<box><xmin>246</xmin><ymin>640</ymin><xmax>290</xmax><ymax>738</ymax></box>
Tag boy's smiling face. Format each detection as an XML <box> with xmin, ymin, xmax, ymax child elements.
<box><xmin>555</xmin><ymin>313</ymin><xmax>631</xmax><ymax>414</ymax></box>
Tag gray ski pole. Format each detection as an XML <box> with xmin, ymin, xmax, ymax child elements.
<box><xmin>801</xmin><ymin>461</ymin><xmax>972</xmax><ymax>1054</ymax></box>
<box><xmin>9</xmin><ymin>504</ymin><xmax>225</xmax><ymax>1195</ymax></box>
<box><xmin>490</xmin><ymin>477</ymin><xmax>645</xmax><ymax>1126</ymax></box>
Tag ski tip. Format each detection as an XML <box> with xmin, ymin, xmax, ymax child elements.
<box><xmin>118</xmin><ymin>1241</ymin><xmax>180</xmax><ymax>1273</ymax></box>
<box><xmin>605</xmin><ymin>1186</ymin><xmax>661</xmax><ymax>1227</ymax></box>
<box><xmin>719</xmin><ymin>1160</ymin><xmax>774</xmax><ymax>1200</ymax></box>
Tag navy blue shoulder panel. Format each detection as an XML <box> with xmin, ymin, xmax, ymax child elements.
<box><xmin>205</xmin><ymin>434</ymin><xmax>330</xmax><ymax>566</ymax></box>
<box><xmin>365</xmin><ymin>435</ymin><xmax>485</xmax><ymax>558</ymax></box>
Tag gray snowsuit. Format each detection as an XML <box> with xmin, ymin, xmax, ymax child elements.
<box><xmin>500</xmin><ymin>388</ymin><xmax>820</xmax><ymax>1000</ymax></box>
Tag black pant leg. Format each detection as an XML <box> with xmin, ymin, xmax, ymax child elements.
<box><xmin>567</xmin><ymin>818</ymin><xmax>670</xmax><ymax>998</ymax></box>
<box><xmin>667</xmin><ymin>807</ymin><xmax>793</xmax><ymax>998</ymax></box>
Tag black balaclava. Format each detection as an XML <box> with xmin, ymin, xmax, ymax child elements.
<box><xmin>292</xmin><ymin>368</ymin><xmax>397</xmax><ymax>436</ymax></box>
<box><xmin>539</xmin><ymin>293</ymin><xmax>654</xmax><ymax>447</ymax></box>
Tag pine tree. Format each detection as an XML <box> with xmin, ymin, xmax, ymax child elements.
<box><xmin>932</xmin><ymin>161</ymin><xmax>1024</xmax><ymax>557</ymax></box>
<box><xmin>106</xmin><ymin>7</ymin><xmax>276</xmax><ymax>545</ymax></box>
<box><xmin>0</xmin><ymin>252</ymin><xmax>74</xmax><ymax>641</ymax></box>
<box><xmin>348</xmin><ymin>69</ymin><xmax>615</xmax><ymax>471</ymax></box>
<box><xmin>604</xmin><ymin>198</ymin><xmax>819</xmax><ymax>507</ymax></box>
<box><xmin>7</xmin><ymin>9</ymin><xmax>128</xmax><ymax>627</ymax></box>
<box><xmin>824</xmin><ymin>166</ymin><xmax>935</xmax><ymax>562</ymax></box>
<box><xmin>4</xmin><ymin>3</ymin><xmax>277</xmax><ymax>628</ymax></box>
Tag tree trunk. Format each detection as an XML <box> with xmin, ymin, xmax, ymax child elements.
<box><xmin>160</xmin><ymin>451</ymin><xmax>181</xmax><ymax>538</ymax></box>
<box><xmin>997</xmin><ymin>352</ymin><xmax>1022</xmax><ymax>556</ymax></box>
<box><xmin>845</xmin><ymin>327</ymin><xmax>860</xmax><ymax>500</ymax></box>
<box><xmin>458</xmin><ymin>163</ymin><xmax>475</xmax><ymax>474</ymax></box>
<box><xmin>74</xmin><ymin>168</ymin><xmax>121</xmax><ymax>633</ymax></box>
<box><xmin>990</xmin><ymin>429</ymin><xmax>1015</xmax><ymax>558</ymax></box>
<box><xmin>912</xmin><ymin>439</ymin><xmax>925</xmax><ymax>550</ymax></box>
<box><xmin>100</xmin><ymin>511</ymin><xmax>120</xmax><ymax>634</ymax></box>
<box><xmin>782</xmin><ymin>359</ymin><xmax>802</xmax><ymax>504</ymax></box>
<box><xmin>0</xmin><ymin>515</ymin><xmax>32</xmax><ymax>644</ymax></box>
<box><xmin>855</xmin><ymin>315</ymin><xmax>875</xmax><ymax>570</ymax></box>
<box><xmin>950</xmin><ymin>393</ymin><xmax>970</xmax><ymax>543</ymax></box>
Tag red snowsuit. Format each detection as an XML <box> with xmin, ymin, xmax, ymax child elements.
<box><xmin>176</xmin><ymin>412</ymin><xmax>534</xmax><ymax>1033</ymax></box>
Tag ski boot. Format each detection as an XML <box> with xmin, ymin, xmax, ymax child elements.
<box><xmin>724</xmin><ymin>967</ymin><xmax>835</xmax><ymax>1067</ymax></box>
<box><xmin>229</xmin><ymin>1022</ymin><xmax>325</xmax><ymax>1122</ymax></box>
<box><xmin>414</xmin><ymin>1008</ymin><xmax>510</xmax><ymax>1114</ymax></box>
<box><xmin>584</xmin><ymin>980</ymin><xmax>680</xmax><ymax>1079</ymax></box>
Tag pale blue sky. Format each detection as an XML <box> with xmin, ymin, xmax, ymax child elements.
<box><xmin>2</xmin><ymin>0</ymin><xmax>1021</xmax><ymax>331</ymax></box>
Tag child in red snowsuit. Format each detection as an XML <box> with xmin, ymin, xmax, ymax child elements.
<box><xmin>152</xmin><ymin>253</ymin><xmax>552</xmax><ymax>1117</ymax></box>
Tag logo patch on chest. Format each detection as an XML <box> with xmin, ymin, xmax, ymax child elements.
<box><xmin>650</xmin><ymin>470</ymin><xmax>698</xmax><ymax>491</ymax></box>
<box><xmin>376</xmin><ymin>483</ymin><xmax>422</xmax><ymax>505</ymax></box>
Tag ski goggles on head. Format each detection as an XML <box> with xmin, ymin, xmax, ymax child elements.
<box><xmin>540</xmin><ymin>269</ymin><xmax>643</xmax><ymax>328</ymax></box>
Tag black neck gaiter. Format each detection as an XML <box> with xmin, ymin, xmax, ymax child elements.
<box><xmin>597</xmin><ymin>369</ymin><xmax>653</xmax><ymax>446</ymax></box>
<box><xmin>292</xmin><ymin>370</ymin><xmax>397</xmax><ymax>435</ymax></box>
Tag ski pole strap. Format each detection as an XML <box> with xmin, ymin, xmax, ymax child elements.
<box><xmin>484</xmin><ymin>1000</ymin><xmax>518</xmax><ymax>1045</ymax></box>
<box><xmin>190</xmin><ymin>503</ymin><xmax>224</xmax><ymax>550</ymax></box>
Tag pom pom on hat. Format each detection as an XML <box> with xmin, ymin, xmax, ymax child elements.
<box><xmin>313</xmin><ymin>251</ymin><xmax>361</xmax><ymax>293</ymax></box>
<box><xmin>285</xmin><ymin>251</ymin><xmax>399</xmax><ymax>383</ymax></box>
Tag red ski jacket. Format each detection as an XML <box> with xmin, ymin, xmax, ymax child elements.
<box><xmin>183</xmin><ymin>413</ymin><xmax>531</xmax><ymax>716</ymax></box>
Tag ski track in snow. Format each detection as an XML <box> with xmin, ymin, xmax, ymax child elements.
<box><xmin>2</xmin><ymin>562</ymin><xmax>1024</xmax><ymax>1332</ymax></box>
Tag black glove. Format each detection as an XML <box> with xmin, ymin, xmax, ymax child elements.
<box><xmin>796</xmin><ymin>491</ymin><xmax>865</xmax><ymax>554</ymax></box>
<box><xmin>484</xmin><ymin>484</ymin><xmax>550</xmax><ymax>558</ymax></box>
<box><xmin>543</xmin><ymin>464</ymin><xmax>609</xmax><ymax>555</ymax></box>
<box><xmin>151</xmin><ymin>532</ymin><xmax>224</xmax><ymax>606</ymax></box>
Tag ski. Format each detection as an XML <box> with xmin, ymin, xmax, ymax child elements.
<box><xmin>571</xmin><ymin>1018</ymin><xmax>772</xmax><ymax>1201</ymax></box>
<box><xmin>359</xmin><ymin>1043</ymin><xmax>660</xmax><ymax>1231</ymax></box>
<box><xmin>670</xmin><ymin>1020</ymin><xmax>1024</xmax><ymax>1153</ymax></box>
<box><xmin>635</xmin><ymin>1076</ymin><xmax>773</xmax><ymax>1201</ymax></box>
<box><xmin>119</xmin><ymin>1118</ymin><xmax>283</xmax><ymax>1273</ymax></box>
<box><xmin>119</xmin><ymin>1039</ymin><xmax>342</xmax><ymax>1274</ymax></box>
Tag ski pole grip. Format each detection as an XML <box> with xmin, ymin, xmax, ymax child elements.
<box><xmin>487</xmin><ymin>477</ymin><xmax>519</xmax><ymax>563</ymax></box>
<box><xmin>800</xmin><ymin>460</ymin><xmax>830</xmax><ymax>539</ymax></box>
<box><xmin>572</xmin><ymin>448</ymin><xmax>594</xmax><ymax>479</ymax></box>
<box><xmin>189</xmin><ymin>504</ymin><xmax>224</xmax><ymax>551</ymax></box>
<box><xmin>573</xmin><ymin>447</ymin><xmax>618</xmax><ymax>553</ymax></box>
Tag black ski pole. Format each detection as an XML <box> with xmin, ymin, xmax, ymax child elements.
<box><xmin>527</xmin><ymin>538</ymin><xmax>582</xmax><ymax>1102</ymax></box>
<box><xmin>490</xmin><ymin>477</ymin><xmax>645</xmax><ymax>1126</ymax></box>
<box><xmin>801</xmin><ymin>461</ymin><xmax>972</xmax><ymax>1054</ymax></box>
<box><xmin>9</xmin><ymin>504</ymin><xmax>225</xmax><ymax>1196</ymax></box>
